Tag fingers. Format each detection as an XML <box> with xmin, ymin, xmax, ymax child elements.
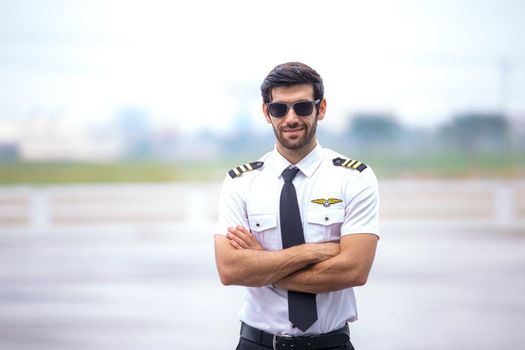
<box><xmin>227</xmin><ymin>226</ymin><xmax>263</xmax><ymax>250</ymax></box>
<box><xmin>229</xmin><ymin>239</ymin><xmax>241</xmax><ymax>249</ymax></box>
<box><xmin>227</xmin><ymin>226</ymin><xmax>252</xmax><ymax>249</ymax></box>
<box><xmin>239</xmin><ymin>227</ymin><xmax>263</xmax><ymax>250</ymax></box>
<box><xmin>228</xmin><ymin>228</ymin><xmax>250</xmax><ymax>249</ymax></box>
<box><xmin>228</xmin><ymin>226</ymin><xmax>251</xmax><ymax>241</ymax></box>
<box><xmin>322</xmin><ymin>242</ymin><xmax>340</xmax><ymax>258</ymax></box>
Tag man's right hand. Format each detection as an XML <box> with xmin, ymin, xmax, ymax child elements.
<box><xmin>227</xmin><ymin>226</ymin><xmax>264</xmax><ymax>251</ymax></box>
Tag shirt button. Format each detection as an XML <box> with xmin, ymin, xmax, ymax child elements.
<box><xmin>256</xmin><ymin>223</ymin><xmax>260</xmax><ymax>227</ymax></box>
<box><xmin>325</xmin><ymin>216</ymin><xmax>329</xmax><ymax>221</ymax></box>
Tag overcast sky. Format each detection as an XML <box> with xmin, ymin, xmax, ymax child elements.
<box><xmin>0</xmin><ymin>0</ymin><xmax>524</xmax><ymax>135</ymax></box>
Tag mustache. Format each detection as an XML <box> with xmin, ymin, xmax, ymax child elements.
<box><xmin>280</xmin><ymin>122</ymin><xmax>306</xmax><ymax>131</ymax></box>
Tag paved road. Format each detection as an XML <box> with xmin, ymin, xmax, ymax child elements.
<box><xmin>0</xmin><ymin>225</ymin><xmax>524</xmax><ymax>350</ymax></box>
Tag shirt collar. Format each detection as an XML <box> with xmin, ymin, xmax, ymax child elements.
<box><xmin>271</xmin><ymin>143</ymin><xmax>324</xmax><ymax>178</ymax></box>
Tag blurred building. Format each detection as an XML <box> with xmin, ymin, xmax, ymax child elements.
<box><xmin>11</xmin><ymin>116</ymin><xmax>125</xmax><ymax>161</ymax></box>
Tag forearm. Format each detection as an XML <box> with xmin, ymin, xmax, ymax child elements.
<box><xmin>214</xmin><ymin>235</ymin><xmax>336</xmax><ymax>287</ymax></box>
<box><xmin>273</xmin><ymin>255</ymin><xmax>366</xmax><ymax>293</ymax></box>
<box><xmin>274</xmin><ymin>234</ymin><xmax>378</xmax><ymax>293</ymax></box>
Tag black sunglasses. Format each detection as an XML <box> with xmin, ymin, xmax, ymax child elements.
<box><xmin>267</xmin><ymin>99</ymin><xmax>321</xmax><ymax>118</ymax></box>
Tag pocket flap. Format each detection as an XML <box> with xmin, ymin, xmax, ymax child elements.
<box><xmin>307</xmin><ymin>208</ymin><xmax>345</xmax><ymax>226</ymax></box>
<box><xmin>248</xmin><ymin>213</ymin><xmax>277</xmax><ymax>231</ymax></box>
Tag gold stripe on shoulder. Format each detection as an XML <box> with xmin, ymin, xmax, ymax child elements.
<box><xmin>228</xmin><ymin>161</ymin><xmax>264</xmax><ymax>178</ymax></box>
<box><xmin>332</xmin><ymin>157</ymin><xmax>368</xmax><ymax>172</ymax></box>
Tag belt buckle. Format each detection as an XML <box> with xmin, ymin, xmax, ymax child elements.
<box><xmin>272</xmin><ymin>334</ymin><xmax>293</xmax><ymax>350</ymax></box>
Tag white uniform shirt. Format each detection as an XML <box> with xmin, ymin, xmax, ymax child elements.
<box><xmin>215</xmin><ymin>143</ymin><xmax>380</xmax><ymax>335</ymax></box>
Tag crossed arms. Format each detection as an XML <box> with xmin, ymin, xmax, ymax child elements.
<box><xmin>214</xmin><ymin>226</ymin><xmax>378</xmax><ymax>294</ymax></box>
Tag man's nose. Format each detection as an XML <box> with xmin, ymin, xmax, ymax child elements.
<box><xmin>283</xmin><ymin>106</ymin><xmax>300</xmax><ymax>124</ymax></box>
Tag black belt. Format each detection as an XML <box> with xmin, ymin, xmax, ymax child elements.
<box><xmin>240</xmin><ymin>322</ymin><xmax>351</xmax><ymax>350</ymax></box>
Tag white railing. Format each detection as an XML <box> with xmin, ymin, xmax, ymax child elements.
<box><xmin>0</xmin><ymin>180</ymin><xmax>524</xmax><ymax>233</ymax></box>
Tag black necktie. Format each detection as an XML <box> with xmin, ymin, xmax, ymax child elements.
<box><xmin>280</xmin><ymin>167</ymin><xmax>318</xmax><ymax>331</ymax></box>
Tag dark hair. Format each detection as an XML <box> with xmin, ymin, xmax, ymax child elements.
<box><xmin>260</xmin><ymin>62</ymin><xmax>324</xmax><ymax>104</ymax></box>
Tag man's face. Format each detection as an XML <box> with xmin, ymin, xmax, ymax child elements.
<box><xmin>263</xmin><ymin>84</ymin><xmax>326</xmax><ymax>152</ymax></box>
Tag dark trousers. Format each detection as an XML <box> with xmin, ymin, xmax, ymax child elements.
<box><xmin>235</xmin><ymin>337</ymin><xmax>355</xmax><ymax>350</ymax></box>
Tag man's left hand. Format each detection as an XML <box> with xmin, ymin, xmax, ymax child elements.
<box><xmin>227</xmin><ymin>226</ymin><xmax>264</xmax><ymax>250</ymax></box>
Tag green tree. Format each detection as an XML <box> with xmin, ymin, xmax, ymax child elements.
<box><xmin>348</xmin><ymin>113</ymin><xmax>402</xmax><ymax>150</ymax></box>
<box><xmin>440</xmin><ymin>113</ymin><xmax>510</xmax><ymax>154</ymax></box>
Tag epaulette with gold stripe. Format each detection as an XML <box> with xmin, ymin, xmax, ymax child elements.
<box><xmin>228</xmin><ymin>161</ymin><xmax>264</xmax><ymax>178</ymax></box>
<box><xmin>332</xmin><ymin>157</ymin><xmax>367</xmax><ymax>172</ymax></box>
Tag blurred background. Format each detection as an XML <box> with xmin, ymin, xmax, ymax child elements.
<box><xmin>0</xmin><ymin>0</ymin><xmax>524</xmax><ymax>349</ymax></box>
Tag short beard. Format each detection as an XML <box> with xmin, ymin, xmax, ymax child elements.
<box><xmin>271</xmin><ymin>115</ymin><xmax>318</xmax><ymax>151</ymax></box>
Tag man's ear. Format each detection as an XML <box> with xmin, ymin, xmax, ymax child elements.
<box><xmin>317</xmin><ymin>99</ymin><xmax>327</xmax><ymax>121</ymax></box>
<box><xmin>262</xmin><ymin>103</ymin><xmax>272</xmax><ymax>124</ymax></box>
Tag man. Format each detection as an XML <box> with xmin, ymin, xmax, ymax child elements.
<box><xmin>214</xmin><ymin>62</ymin><xmax>379</xmax><ymax>350</ymax></box>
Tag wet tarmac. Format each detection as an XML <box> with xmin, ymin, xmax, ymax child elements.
<box><xmin>0</xmin><ymin>225</ymin><xmax>524</xmax><ymax>350</ymax></box>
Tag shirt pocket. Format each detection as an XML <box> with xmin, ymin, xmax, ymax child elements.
<box><xmin>306</xmin><ymin>208</ymin><xmax>345</xmax><ymax>242</ymax></box>
<box><xmin>247</xmin><ymin>212</ymin><xmax>278</xmax><ymax>251</ymax></box>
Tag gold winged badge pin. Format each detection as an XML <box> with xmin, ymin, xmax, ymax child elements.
<box><xmin>311</xmin><ymin>198</ymin><xmax>343</xmax><ymax>208</ymax></box>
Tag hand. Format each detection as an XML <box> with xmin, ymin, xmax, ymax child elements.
<box><xmin>300</xmin><ymin>241</ymin><xmax>340</xmax><ymax>263</ymax></box>
<box><xmin>227</xmin><ymin>226</ymin><xmax>264</xmax><ymax>251</ymax></box>
<box><xmin>273</xmin><ymin>241</ymin><xmax>340</xmax><ymax>290</ymax></box>
<box><xmin>314</xmin><ymin>242</ymin><xmax>340</xmax><ymax>261</ymax></box>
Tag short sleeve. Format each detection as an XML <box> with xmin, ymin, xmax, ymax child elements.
<box><xmin>214</xmin><ymin>174</ymin><xmax>249</xmax><ymax>236</ymax></box>
<box><xmin>340</xmin><ymin>168</ymin><xmax>380</xmax><ymax>237</ymax></box>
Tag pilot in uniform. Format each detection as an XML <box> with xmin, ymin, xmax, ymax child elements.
<box><xmin>214</xmin><ymin>62</ymin><xmax>380</xmax><ymax>350</ymax></box>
